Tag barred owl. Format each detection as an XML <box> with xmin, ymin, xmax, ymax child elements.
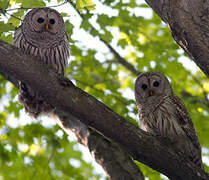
<box><xmin>134</xmin><ymin>72</ymin><xmax>204</xmax><ymax>170</ymax></box>
<box><xmin>13</xmin><ymin>7</ymin><xmax>70</xmax><ymax>117</ymax></box>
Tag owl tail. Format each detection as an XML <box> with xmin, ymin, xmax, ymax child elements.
<box><xmin>18</xmin><ymin>82</ymin><xmax>54</xmax><ymax>117</ymax></box>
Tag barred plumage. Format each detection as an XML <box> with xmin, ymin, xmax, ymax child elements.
<box><xmin>13</xmin><ymin>8</ymin><xmax>70</xmax><ymax>116</ymax></box>
<box><xmin>134</xmin><ymin>72</ymin><xmax>204</xmax><ymax>170</ymax></box>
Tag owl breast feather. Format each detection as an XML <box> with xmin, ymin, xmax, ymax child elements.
<box><xmin>13</xmin><ymin>27</ymin><xmax>70</xmax><ymax>76</ymax></box>
<box><xmin>142</xmin><ymin>97</ymin><xmax>184</xmax><ymax>137</ymax></box>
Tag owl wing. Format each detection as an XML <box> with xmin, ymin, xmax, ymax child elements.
<box><xmin>13</xmin><ymin>26</ymin><xmax>22</xmax><ymax>47</ymax></box>
<box><xmin>170</xmin><ymin>95</ymin><xmax>204</xmax><ymax>169</ymax></box>
<box><xmin>170</xmin><ymin>95</ymin><xmax>201</xmax><ymax>150</ymax></box>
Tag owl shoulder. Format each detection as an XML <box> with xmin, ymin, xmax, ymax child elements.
<box><xmin>168</xmin><ymin>94</ymin><xmax>191</xmax><ymax>125</ymax></box>
<box><xmin>13</xmin><ymin>26</ymin><xmax>23</xmax><ymax>46</ymax></box>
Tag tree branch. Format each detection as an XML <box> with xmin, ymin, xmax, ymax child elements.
<box><xmin>67</xmin><ymin>0</ymin><xmax>139</xmax><ymax>75</ymax></box>
<box><xmin>0</xmin><ymin>41</ymin><xmax>144</xmax><ymax>180</ymax></box>
<box><xmin>52</xmin><ymin>112</ymin><xmax>144</xmax><ymax>180</ymax></box>
<box><xmin>181</xmin><ymin>91</ymin><xmax>209</xmax><ymax>108</ymax></box>
<box><xmin>145</xmin><ymin>0</ymin><xmax>209</xmax><ymax>78</ymax></box>
<box><xmin>0</xmin><ymin>40</ymin><xmax>208</xmax><ymax>180</ymax></box>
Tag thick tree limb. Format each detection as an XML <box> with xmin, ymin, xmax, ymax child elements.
<box><xmin>52</xmin><ymin>112</ymin><xmax>144</xmax><ymax>180</ymax></box>
<box><xmin>145</xmin><ymin>0</ymin><xmax>209</xmax><ymax>78</ymax></box>
<box><xmin>0</xmin><ymin>42</ymin><xmax>144</xmax><ymax>180</ymax></box>
<box><xmin>0</xmin><ymin>40</ymin><xmax>208</xmax><ymax>179</ymax></box>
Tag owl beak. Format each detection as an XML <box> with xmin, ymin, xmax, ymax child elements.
<box><xmin>45</xmin><ymin>24</ymin><xmax>49</xmax><ymax>30</ymax></box>
<box><xmin>148</xmin><ymin>90</ymin><xmax>154</xmax><ymax>96</ymax></box>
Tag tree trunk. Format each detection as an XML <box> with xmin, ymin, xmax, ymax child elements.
<box><xmin>146</xmin><ymin>0</ymin><xmax>209</xmax><ymax>78</ymax></box>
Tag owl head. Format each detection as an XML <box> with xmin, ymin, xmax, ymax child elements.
<box><xmin>134</xmin><ymin>72</ymin><xmax>173</xmax><ymax>105</ymax></box>
<box><xmin>21</xmin><ymin>7</ymin><xmax>66</xmax><ymax>48</ymax></box>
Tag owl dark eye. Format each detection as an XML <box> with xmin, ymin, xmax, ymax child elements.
<box><xmin>37</xmin><ymin>17</ymin><xmax>44</xmax><ymax>23</ymax></box>
<box><xmin>153</xmin><ymin>81</ymin><xmax>160</xmax><ymax>87</ymax></box>
<box><xmin>141</xmin><ymin>84</ymin><xmax>148</xmax><ymax>90</ymax></box>
<box><xmin>49</xmin><ymin>19</ymin><xmax>55</xmax><ymax>24</ymax></box>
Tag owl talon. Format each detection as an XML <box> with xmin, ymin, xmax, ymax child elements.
<box><xmin>58</xmin><ymin>74</ymin><xmax>74</xmax><ymax>87</ymax></box>
<box><xmin>52</xmin><ymin>64</ymin><xmax>59</xmax><ymax>73</ymax></box>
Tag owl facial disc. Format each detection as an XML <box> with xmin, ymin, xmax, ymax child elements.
<box><xmin>134</xmin><ymin>72</ymin><xmax>173</xmax><ymax>102</ymax></box>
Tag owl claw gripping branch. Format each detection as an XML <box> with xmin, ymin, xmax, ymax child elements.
<box><xmin>134</xmin><ymin>72</ymin><xmax>204</xmax><ymax>170</ymax></box>
<box><xmin>13</xmin><ymin>7</ymin><xmax>70</xmax><ymax>117</ymax></box>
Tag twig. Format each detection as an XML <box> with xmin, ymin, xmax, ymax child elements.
<box><xmin>187</xmin><ymin>71</ymin><xmax>209</xmax><ymax>104</ymax></box>
<box><xmin>67</xmin><ymin>0</ymin><xmax>140</xmax><ymax>76</ymax></box>
<box><xmin>5</xmin><ymin>1</ymin><xmax>68</xmax><ymax>12</ymax></box>
<box><xmin>75</xmin><ymin>78</ymin><xmax>129</xmax><ymax>105</ymax></box>
<box><xmin>4</xmin><ymin>7</ymin><xmax>30</xmax><ymax>12</ymax></box>
<box><xmin>0</xmin><ymin>1</ymin><xmax>69</xmax><ymax>24</ymax></box>
<box><xmin>2</xmin><ymin>10</ymin><xmax>23</xmax><ymax>21</ymax></box>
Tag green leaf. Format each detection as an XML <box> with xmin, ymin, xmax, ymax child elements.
<box><xmin>60</xmin><ymin>12</ymin><xmax>69</xmax><ymax>17</ymax></box>
<box><xmin>0</xmin><ymin>21</ymin><xmax>15</xmax><ymax>32</ymax></box>
<box><xmin>16</xmin><ymin>0</ymin><xmax>46</xmax><ymax>8</ymax></box>
<box><xmin>76</xmin><ymin>0</ymin><xmax>95</xmax><ymax>12</ymax></box>
<box><xmin>0</xmin><ymin>0</ymin><xmax>8</xmax><ymax>10</ymax></box>
<box><xmin>65</xmin><ymin>20</ymin><xmax>74</xmax><ymax>42</ymax></box>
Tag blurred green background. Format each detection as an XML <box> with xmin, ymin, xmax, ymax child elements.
<box><xmin>0</xmin><ymin>0</ymin><xmax>209</xmax><ymax>179</ymax></box>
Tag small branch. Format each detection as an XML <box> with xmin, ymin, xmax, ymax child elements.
<box><xmin>75</xmin><ymin>78</ymin><xmax>129</xmax><ymax>105</ymax></box>
<box><xmin>1</xmin><ymin>1</ymin><xmax>68</xmax><ymax>22</ymax></box>
<box><xmin>181</xmin><ymin>91</ymin><xmax>209</xmax><ymax>108</ymax></box>
<box><xmin>67</xmin><ymin>0</ymin><xmax>139</xmax><ymax>75</ymax></box>
<box><xmin>3</xmin><ymin>10</ymin><xmax>23</xmax><ymax>21</ymax></box>
<box><xmin>99</xmin><ymin>38</ymin><xmax>139</xmax><ymax>75</ymax></box>
<box><xmin>191</xmin><ymin>75</ymin><xmax>209</xmax><ymax>105</ymax></box>
<box><xmin>3</xmin><ymin>7</ymin><xmax>30</xmax><ymax>12</ymax></box>
<box><xmin>4</xmin><ymin>1</ymin><xmax>68</xmax><ymax>12</ymax></box>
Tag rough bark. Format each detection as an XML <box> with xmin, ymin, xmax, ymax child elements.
<box><xmin>145</xmin><ymin>0</ymin><xmax>209</xmax><ymax>78</ymax></box>
<box><xmin>0</xmin><ymin>40</ymin><xmax>208</xmax><ymax>180</ymax></box>
<box><xmin>0</xmin><ymin>41</ymin><xmax>144</xmax><ymax>180</ymax></box>
<box><xmin>52</xmin><ymin>113</ymin><xmax>144</xmax><ymax>180</ymax></box>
